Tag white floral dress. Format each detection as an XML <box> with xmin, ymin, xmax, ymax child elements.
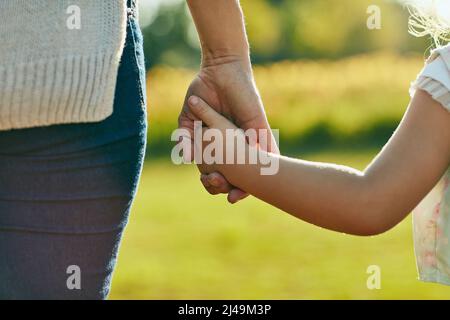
<box><xmin>410</xmin><ymin>44</ymin><xmax>450</xmax><ymax>285</ymax></box>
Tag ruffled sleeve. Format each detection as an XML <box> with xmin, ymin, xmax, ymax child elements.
<box><xmin>410</xmin><ymin>44</ymin><xmax>450</xmax><ymax>112</ymax></box>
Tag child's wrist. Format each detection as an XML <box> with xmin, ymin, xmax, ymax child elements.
<box><xmin>219</xmin><ymin>163</ymin><xmax>250</xmax><ymax>188</ymax></box>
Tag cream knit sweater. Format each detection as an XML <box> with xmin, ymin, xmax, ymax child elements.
<box><xmin>0</xmin><ymin>0</ymin><xmax>128</xmax><ymax>131</ymax></box>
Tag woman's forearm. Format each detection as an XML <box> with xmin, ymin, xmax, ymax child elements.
<box><xmin>187</xmin><ymin>0</ymin><xmax>250</xmax><ymax>67</ymax></box>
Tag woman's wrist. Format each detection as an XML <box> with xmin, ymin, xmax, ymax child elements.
<box><xmin>187</xmin><ymin>0</ymin><xmax>251</xmax><ymax>69</ymax></box>
<box><xmin>201</xmin><ymin>48</ymin><xmax>251</xmax><ymax>69</ymax></box>
<box><xmin>199</xmin><ymin>55</ymin><xmax>254</xmax><ymax>91</ymax></box>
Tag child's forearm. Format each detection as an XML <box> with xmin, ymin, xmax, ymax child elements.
<box><xmin>190</xmin><ymin>90</ymin><xmax>450</xmax><ymax>236</ymax></box>
<box><xmin>218</xmin><ymin>154</ymin><xmax>381</xmax><ymax>235</ymax></box>
<box><xmin>215</xmin><ymin>91</ymin><xmax>450</xmax><ymax>236</ymax></box>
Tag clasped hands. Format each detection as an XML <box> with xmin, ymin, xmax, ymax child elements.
<box><xmin>178</xmin><ymin>59</ymin><xmax>279</xmax><ymax>203</ymax></box>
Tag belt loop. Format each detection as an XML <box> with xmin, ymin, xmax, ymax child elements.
<box><xmin>127</xmin><ymin>0</ymin><xmax>137</xmax><ymax>18</ymax></box>
<box><xmin>127</xmin><ymin>0</ymin><xmax>136</xmax><ymax>9</ymax></box>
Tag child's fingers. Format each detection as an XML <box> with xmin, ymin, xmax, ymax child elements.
<box><xmin>188</xmin><ymin>96</ymin><xmax>236</xmax><ymax>130</ymax></box>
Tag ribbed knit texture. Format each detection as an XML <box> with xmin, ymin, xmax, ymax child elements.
<box><xmin>0</xmin><ymin>1</ymin><xmax>127</xmax><ymax>131</ymax></box>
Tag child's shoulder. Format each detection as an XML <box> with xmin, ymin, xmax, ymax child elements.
<box><xmin>428</xmin><ymin>43</ymin><xmax>450</xmax><ymax>67</ymax></box>
<box><xmin>410</xmin><ymin>43</ymin><xmax>450</xmax><ymax>112</ymax></box>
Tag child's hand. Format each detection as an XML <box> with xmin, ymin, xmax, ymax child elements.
<box><xmin>188</xmin><ymin>95</ymin><xmax>238</xmax><ymax>131</ymax></box>
<box><xmin>187</xmin><ymin>95</ymin><xmax>254</xmax><ymax>197</ymax></box>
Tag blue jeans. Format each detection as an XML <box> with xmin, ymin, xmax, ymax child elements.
<box><xmin>0</xmin><ymin>2</ymin><xmax>147</xmax><ymax>299</ymax></box>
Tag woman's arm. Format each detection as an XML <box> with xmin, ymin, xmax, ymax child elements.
<box><xmin>186</xmin><ymin>0</ymin><xmax>250</xmax><ymax>68</ymax></box>
<box><xmin>180</xmin><ymin>0</ymin><xmax>278</xmax><ymax>203</ymax></box>
<box><xmin>188</xmin><ymin>90</ymin><xmax>450</xmax><ymax>236</ymax></box>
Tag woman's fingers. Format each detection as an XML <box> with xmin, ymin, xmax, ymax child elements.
<box><xmin>206</xmin><ymin>172</ymin><xmax>249</xmax><ymax>203</ymax></box>
<box><xmin>200</xmin><ymin>174</ymin><xmax>211</xmax><ymax>188</ymax></box>
<box><xmin>200</xmin><ymin>173</ymin><xmax>233</xmax><ymax>194</ymax></box>
<box><xmin>200</xmin><ymin>173</ymin><xmax>249</xmax><ymax>203</ymax></box>
<box><xmin>200</xmin><ymin>175</ymin><xmax>221</xmax><ymax>195</ymax></box>
<box><xmin>207</xmin><ymin>172</ymin><xmax>233</xmax><ymax>192</ymax></box>
<box><xmin>228</xmin><ymin>188</ymin><xmax>249</xmax><ymax>204</ymax></box>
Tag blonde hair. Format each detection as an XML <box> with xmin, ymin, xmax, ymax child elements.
<box><xmin>405</xmin><ymin>0</ymin><xmax>450</xmax><ymax>46</ymax></box>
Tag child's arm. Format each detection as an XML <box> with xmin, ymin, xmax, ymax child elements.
<box><xmin>188</xmin><ymin>91</ymin><xmax>450</xmax><ymax>236</ymax></box>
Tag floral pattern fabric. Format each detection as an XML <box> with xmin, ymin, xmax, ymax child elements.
<box><xmin>413</xmin><ymin>169</ymin><xmax>450</xmax><ymax>285</ymax></box>
<box><xmin>411</xmin><ymin>44</ymin><xmax>450</xmax><ymax>285</ymax></box>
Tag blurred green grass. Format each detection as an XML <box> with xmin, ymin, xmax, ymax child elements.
<box><xmin>146</xmin><ymin>52</ymin><xmax>423</xmax><ymax>157</ymax></box>
<box><xmin>110</xmin><ymin>152</ymin><xmax>450</xmax><ymax>299</ymax></box>
<box><xmin>108</xmin><ymin>52</ymin><xmax>450</xmax><ymax>299</ymax></box>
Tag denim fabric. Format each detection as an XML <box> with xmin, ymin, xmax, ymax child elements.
<box><xmin>0</xmin><ymin>1</ymin><xmax>147</xmax><ymax>299</ymax></box>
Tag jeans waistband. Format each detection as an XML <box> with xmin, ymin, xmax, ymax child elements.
<box><xmin>127</xmin><ymin>0</ymin><xmax>136</xmax><ymax>9</ymax></box>
<box><xmin>127</xmin><ymin>0</ymin><xmax>137</xmax><ymax>18</ymax></box>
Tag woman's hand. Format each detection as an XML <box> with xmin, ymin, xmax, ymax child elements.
<box><xmin>178</xmin><ymin>59</ymin><xmax>279</xmax><ymax>203</ymax></box>
<box><xmin>181</xmin><ymin>0</ymin><xmax>278</xmax><ymax>203</ymax></box>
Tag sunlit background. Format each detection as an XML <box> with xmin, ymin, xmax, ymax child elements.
<box><xmin>109</xmin><ymin>0</ymin><xmax>450</xmax><ymax>299</ymax></box>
